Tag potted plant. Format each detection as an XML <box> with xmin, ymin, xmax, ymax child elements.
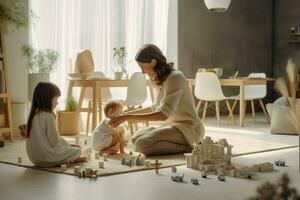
<box><xmin>112</xmin><ymin>47</ymin><xmax>129</xmax><ymax>79</ymax></box>
<box><xmin>57</xmin><ymin>96</ymin><xmax>80</xmax><ymax>135</ymax></box>
<box><xmin>0</xmin><ymin>0</ymin><xmax>29</xmax><ymax>32</ymax></box>
<box><xmin>21</xmin><ymin>45</ymin><xmax>59</xmax><ymax>102</ymax></box>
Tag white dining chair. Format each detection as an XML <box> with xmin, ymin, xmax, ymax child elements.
<box><xmin>123</xmin><ymin>72</ymin><xmax>148</xmax><ymax>107</ymax></box>
<box><xmin>229</xmin><ymin>73</ymin><xmax>269</xmax><ymax>123</ymax></box>
<box><xmin>123</xmin><ymin>72</ymin><xmax>148</xmax><ymax>134</ymax></box>
<box><xmin>194</xmin><ymin>72</ymin><xmax>235</xmax><ymax>126</ymax></box>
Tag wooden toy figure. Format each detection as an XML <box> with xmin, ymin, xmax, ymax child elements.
<box><xmin>152</xmin><ymin>160</ymin><xmax>162</xmax><ymax>174</ymax></box>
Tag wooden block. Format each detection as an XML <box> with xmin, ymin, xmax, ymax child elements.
<box><xmin>61</xmin><ymin>164</ymin><xmax>67</xmax><ymax>171</ymax></box>
<box><xmin>95</xmin><ymin>152</ymin><xmax>99</xmax><ymax>159</ymax></box>
<box><xmin>74</xmin><ymin>166</ymin><xmax>81</xmax><ymax>174</ymax></box>
<box><xmin>75</xmin><ymin>136</ymin><xmax>80</xmax><ymax>145</ymax></box>
<box><xmin>103</xmin><ymin>153</ymin><xmax>108</xmax><ymax>161</ymax></box>
<box><xmin>98</xmin><ymin>161</ymin><xmax>104</xmax><ymax>168</ymax></box>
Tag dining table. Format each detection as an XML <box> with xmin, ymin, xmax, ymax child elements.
<box><xmin>67</xmin><ymin>77</ymin><xmax>154</xmax><ymax>130</ymax></box>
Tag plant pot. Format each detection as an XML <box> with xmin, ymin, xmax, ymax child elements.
<box><xmin>57</xmin><ymin>111</ymin><xmax>80</xmax><ymax>135</ymax></box>
<box><xmin>114</xmin><ymin>72</ymin><xmax>123</xmax><ymax>80</ymax></box>
<box><xmin>0</xmin><ymin>114</ymin><xmax>5</xmax><ymax>128</ymax></box>
<box><xmin>28</xmin><ymin>73</ymin><xmax>50</xmax><ymax>102</ymax></box>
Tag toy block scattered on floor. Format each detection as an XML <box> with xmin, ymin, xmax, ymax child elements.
<box><xmin>185</xmin><ymin>136</ymin><xmax>275</xmax><ymax>179</ymax></box>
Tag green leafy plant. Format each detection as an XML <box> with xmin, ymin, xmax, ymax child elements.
<box><xmin>21</xmin><ymin>45</ymin><xmax>59</xmax><ymax>73</ymax></box>
<box><xmin>112</xmin><ymin>47</ymin><xmax>129</xmax><ymax>78</ymax></box>
<box><xmin>65</xmin><ymin>96</ymin><xmax>77</xmax><ymax>112</ymax></box>
<box><xmin>0</xmin><ymin>0</ymin><xmax>30</xmax><ymax>32</ymax></box>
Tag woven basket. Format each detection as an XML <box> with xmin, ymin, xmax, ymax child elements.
<box><xmin>57</xmin><ymin>111</ymin><xmax>80</xmax><ymax>135</ymax></box>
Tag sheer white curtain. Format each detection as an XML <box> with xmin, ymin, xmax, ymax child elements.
<box><xmin>125</xmin><ymin>0</ymin><xmax>169</xmax><ymax>74</ymax></box>
<box><xmin>29</xmin><ymin>0</ymin><xmax>170</xmax><ymax>102</ymax></box>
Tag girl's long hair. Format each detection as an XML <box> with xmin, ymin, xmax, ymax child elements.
<box><xmin>135</xmin><ymin>44</ymin><xmax>174</xmax><ymax>85</ymax></box>
<box><xmin>26</xmin><ymin>82</ymin><xmax>61</xmax><ymax>137</ymax></box>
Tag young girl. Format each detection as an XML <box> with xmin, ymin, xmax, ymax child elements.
<box><xmin>26</xmin><ymin>82</ymin><xmax>86</xmax><ymax>167</ymax></box>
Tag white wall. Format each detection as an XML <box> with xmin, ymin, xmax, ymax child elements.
<box><xmin>3</xmin><ymin>2</ymin><xmax>29</xmax><ymax>103</ymax></box>
<box><xmin>2</xmin><ymin>1</ymin><xmax>29</xmax><ymax>136</ymax></box>
<box><xmin>166</xmin><ymin>0</ymin><xmax>178</xmax><ymax>69</ymax></box>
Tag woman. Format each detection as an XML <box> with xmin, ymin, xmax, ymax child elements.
<box><xmin>109</xmin><ymin>44</ymin><xmax>205</xmax><ymax>155</ymax></box>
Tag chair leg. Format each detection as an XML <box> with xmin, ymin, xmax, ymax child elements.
<box><xmin>227</xmin><ymin>100</ymin><xmax>237</xmax><ymax>120</ymax></box>
<box><xmin>225</xmin><ymin>100</ymin><xmax>235</xmax><ymax>125</ymax></box>
<box><xmin>196</xmin><ymin>100</ymin><xmax>202</xmax><ymax>113</ymax></box>
<box><xmin>86</xmin><ymin>100</ymin><xmax>92</xmax><ymax>135</ymax></box>
<box><xmin>250</xmin><ymin>100</ymin><xmax>256</xmax><ymax>123</ymax></box>
<box><xmin>128</xmin><ymin>121</ymin><xmax>134</xmax><ymax>135</ymax></box>
<box><xmin>215</xmin><ymin>101</ymin><xmax>220</xmax><ymax>126</ymax></box>
<box><xmin>202</xmin><ymin>101</ymin><xmax>208</xmax><ymax>121</ymax></box>
<box><xmin>243</xmin><ymin>101</ymin><xmax>247</xmax><ymax>122</ymax></box>
<box><xmin>133</xmin><ymin>122</ymin><xmax>138</xmax><ymax>132</ymax></box>
<box><xmin>145</xmin><ymin>121</ymin><xmax>149</xmax><ymax>127</ymax></box>
<box><xmin>259</xmin><ymin>99</ymin><xmax>270</xmax><ymax>123</ymax></box>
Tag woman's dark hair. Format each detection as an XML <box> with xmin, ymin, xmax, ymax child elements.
<box><xmin>27</xmin><ymin>82</ymin><xmax>61</xmax><ymax>137</ymax></box>
<box><xmin>135</xmin><ymin>44</ymin><xmax>174</xmax><ymax>85</ymax></box>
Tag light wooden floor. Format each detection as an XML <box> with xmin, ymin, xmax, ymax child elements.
<box><xmin>0</xmin><ymin>114</ymin><xmax>299</xmax><ymax>200</ymax></box>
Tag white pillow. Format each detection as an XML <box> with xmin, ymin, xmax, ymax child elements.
<box><xmin>267</xmin><ymin>97</ymin><xmax>299</xmax><ymax>135</ymax></box>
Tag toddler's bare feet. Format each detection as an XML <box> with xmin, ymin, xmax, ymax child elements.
<box><xmin>71</xmin><ymin>144</ymin><xmax>81</xmax><ymax>148</ymax></box>
<box><xmin>71</xmin><ymin>156</ymin><xmax>87</xmax><ymax>164</ymax></box>
<box><xmin>101</xmin><ymin>143</ymin><xmax>120</xmax><ymax>155</ymax></box>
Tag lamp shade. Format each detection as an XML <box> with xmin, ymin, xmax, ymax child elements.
<box><xmin>204</xmin><ymin>0</ymin><xmax>231</xmax><ymax>12</ymax></box>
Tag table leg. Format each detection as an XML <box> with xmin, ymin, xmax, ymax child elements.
<box><xmin>78</xmin><ymin>87</ymin><xmax>86</xmax><ymax>109</ymax></box>
<box><xmin>98</xmin><ymin>86</ymin><xmax>102</xmax><ymax>122</ymax></box>
<box><xmin>239</xmin><ymin>83</ymin><xmax>245</xmax><ymax>127</ymax></box>
<box><xmin>67</xmin><ymin>80</ymin><xmax>74</xmax><ymax>99</ymax></box>
<box><xmin>92</xmin><ymin>82</ymin><xmax>99</xmax><ymax>130</ymax></box>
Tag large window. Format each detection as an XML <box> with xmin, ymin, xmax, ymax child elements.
<box><xmin>29</xmin><ymin>0</ymin><xmax>170</xmax><ymax>100</ymax></box>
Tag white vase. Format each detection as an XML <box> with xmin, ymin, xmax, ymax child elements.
<box><xmin>28</xmin><ymin>73</ymin><xmax>50</xmax><ymax>102</ymax></box>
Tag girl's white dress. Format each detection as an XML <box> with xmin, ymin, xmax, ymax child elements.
<box><xmin>26</xmin><ymin>111</ymin><xmax>82</xmax><ymax>167</ymax></box>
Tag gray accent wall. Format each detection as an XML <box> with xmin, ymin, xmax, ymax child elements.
<box><xmin>273</xmin><ymin>0</ymin><xmax>300</xmax><ymax>78</ymax></box>
<box><xmin>178</xmin><ymin>0</ymin><xmax>273</xmax><ymax>79</ymax></box>
<box><xmin>178</xmin><ymin>0</ymin><xmax>275</xmax><ymax>101</ymax></box>
<box><xmin>178</xmin><ymin>0</ymin><xmax>300</xmax><ymax>101</ymax></box>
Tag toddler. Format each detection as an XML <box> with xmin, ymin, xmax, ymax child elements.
<box><xmin>92</xmin><ymin>101</ymin><xmax>127</xmax><ymax>154</ymax></box>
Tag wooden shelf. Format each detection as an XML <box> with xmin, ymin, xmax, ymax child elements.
<box><xmin>0</xmin><ymin>128</ymin><xmax>11</xmax><ymax>134</ymax></box>
<box><xmin>0</xmin><ymin>93</ymin><xmax>8</xmax><ymax>98</ymax></box>
<box><xmin>0</xmin><ymin>22</ymin><xmax>13</xmax><ymax>141</ymax></box>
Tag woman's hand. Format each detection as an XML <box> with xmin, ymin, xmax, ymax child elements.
<box><xmin>109</xmin><ymin>114</ymin><xmax>129</xmax><ymax>127</ymax></box>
